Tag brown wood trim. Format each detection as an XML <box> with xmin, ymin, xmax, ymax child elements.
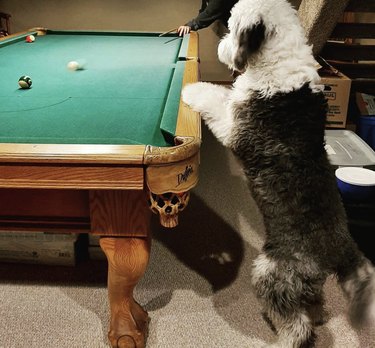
<box><xmin>144</xmin><ymin>136</ymin><xmax>200</xmax><ymax>165</ymax></box>
<box><xmin>0</xmin><ymin>143</ymin><xmax>146</xmax><ymax>164</ymax></box>
<box><xmin>206</xmin><ymin>80</ymin><xmax>233</xmax><ymax>85</ymax></box>
<box><xmin>90</xmin><ymin>190</ymin><xmax>151</xmax><ymax>237</ymax></box>
<box><xmin>175</xmin><ymin>60</ymin><xmax>201</xmax><ymax>139</ymax></box>
<box><xmin>321</xmin><ymin>42</ymin><xmax>375</xmax><ymax>61</ymax></box>
<box><xmin>146</xmin><ymin>152</ymin><xmax>199</xmax><ymax>194</ymax></box>
<box><xmin>187</xmin><ymin>31</ymin><xmax>199</xmax><ymax>59</ymax></box>
<box><xmin>327</xmin><ymin>60</ymin><xmax>375</xmax><ymax>78</ymax></box>
<box><xmin>346</xmin><ymin>0</ymin><xmax>375</xmax><ymax>12</ymax></box>
<box><xmin>351</xmin><ymin>79</ymin><xmax>375</xmax><ymax>94</ymax></box>
<box><xmin>0</xmin><ymin>163</ymin><xmax>144</xmax><ymax>190</ymax></box>
<box><xmin>331</xmin><ymin>23</ymin><xmax>375</xmax><ymax>39</ymax></box>
<box><xmin>0</xmin><ymin>216</ymin><xmax>90</xmax><ymax>232</ymax></box>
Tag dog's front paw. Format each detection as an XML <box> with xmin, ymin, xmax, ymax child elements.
<box><xmin>181</xmin><ymin>82</ymin><xmax>212</xmax><ymax>112</ymax></box>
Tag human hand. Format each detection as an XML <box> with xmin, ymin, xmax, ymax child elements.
<box><xmin>177</xmin><ymin>26</ymin><xmax>191</xmax><ymax>36</ymax></box>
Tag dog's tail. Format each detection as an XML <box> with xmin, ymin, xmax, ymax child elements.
<box><xmin>338</xmin><ymin>254</ymin><xmax>375</xmax><ymax>329</ymax></box>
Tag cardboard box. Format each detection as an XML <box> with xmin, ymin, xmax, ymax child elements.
<box><xmin>356</xmin><ymin>93</ymin><xmax>375</xmax><ymax>117</ymax></box>
<box><xmin>319</xmin><ymin>60</ymin><xmax>352</xmax><ymax>128</ymax></box>
<box><xmin>0</xmin><ymin>232</ymin><xmax>84</xmax><ymax>266</ymax></box>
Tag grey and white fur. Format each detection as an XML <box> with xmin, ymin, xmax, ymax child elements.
<box><xmin>182</xmin><ymin>0</ymin><xmax>375</xmax><ymax>346</ymax></box>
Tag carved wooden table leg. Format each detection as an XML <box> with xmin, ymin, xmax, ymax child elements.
<box><xmin>90</xmin><ymin>190</ymin><xmax>152</xmax><ymax>348</ymax></box>
<box><xmin>100</xmin><ymin>235</ymin><xmax>151</xmax><ymax>348</ymax></box>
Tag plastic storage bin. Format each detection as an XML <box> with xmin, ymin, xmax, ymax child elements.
<box><xmin>324</xmin><ymin>129</ymin><xmax>375</xmax><ymax>168</ymax></box>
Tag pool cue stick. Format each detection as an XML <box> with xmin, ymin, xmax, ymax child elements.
<box><xmin>159</xmin><ymin>28</ymin><xmax>178</xmax><ymax>37</ymax></box>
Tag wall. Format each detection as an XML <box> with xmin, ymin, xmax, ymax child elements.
<box><xmin>1</xmin><ymin>0</ymin><xmax>301</xmax><ymax>81</ymax></box>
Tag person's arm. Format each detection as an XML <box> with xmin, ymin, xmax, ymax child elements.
<box><xmin>178</xmin><ymin>0</ymin><xmax>231</xmax><ymax>35</ymax></box>
<box><xmin>187</xmin><ymin>0</ymin><xmax>231</xmax><ymax>30</ymax></box>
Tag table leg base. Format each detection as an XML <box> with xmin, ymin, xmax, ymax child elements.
<box><xmin>100</xmin><ymin>236</ymin><xmax>151</xmax><ymax>348</ymax></box>
<box><xmin>109</xmin><ymin>301</ymin><xmax>150</xmax><ymax>348</ymax></box>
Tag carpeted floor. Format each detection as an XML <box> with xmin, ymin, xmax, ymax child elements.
<box><xmin>0</xmin><ymin>125</ymin><xmax>374</xmax><ymax>348</ymax></box>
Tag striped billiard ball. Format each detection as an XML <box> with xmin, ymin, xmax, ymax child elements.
<box><xmin>18</xmin><ymin>75</ymin><xmax>32</xmax><ymax>89</ymax></box>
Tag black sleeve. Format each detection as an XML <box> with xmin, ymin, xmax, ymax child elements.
<box><xmin>186</xmin><ymin>0</ymin><xmax>232</xmax><ymax>31</ymax></box>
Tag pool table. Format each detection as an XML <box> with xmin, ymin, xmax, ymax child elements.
<box><xmin>0</xmin><ymin>29</ymin><xmax>200</xmax><ymax>348</ymax></box>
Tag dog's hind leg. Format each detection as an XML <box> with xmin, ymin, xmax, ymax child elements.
<box><xmin>261</xmin><ymin>296</ymin><xmax>326</xmax><ymax>335</ymax></box>
<box><xmin>306</xmin><ymin>288</ymin><xmax>328</xmax><ymax>327</ymax></box>
<box><xmin>182</xmin><ymin>82</ymin><xmax>234</xmax><ymax>146</ymax></box>
<box><xmin>337</xmin><ymin>253</ymin><xmax>375</xmax><ymax>329</ymax></box>
<box><xmin>267</xmin><ymin>313</ymin><xmax>316</xmax><ymax>348</ymax></box>
<box><xmin>252</xmin><ymin>253</ymin><xmax>321</xmax><ymax>348</ymax></box>
<box><xmin>261</xmin><ymin>293</ymin><xmax>317</xmax><ymax>348</ymax></box>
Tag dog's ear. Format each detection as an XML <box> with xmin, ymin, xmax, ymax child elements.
<box><xmin>234</xmin><ymin>20</ymin><xmax>266</xmax><ymax>71</ymax></box>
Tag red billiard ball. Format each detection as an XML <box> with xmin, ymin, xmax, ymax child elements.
<box><xmin>26</xmin><ymin>35</ymin><xmax>35</xmax><ymax>43</ymax></box>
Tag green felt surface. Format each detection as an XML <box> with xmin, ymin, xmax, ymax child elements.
<box><xmin>0</xmin><ymin>31</ymin><xmax>189</xmax><ymax>146</ymax></box>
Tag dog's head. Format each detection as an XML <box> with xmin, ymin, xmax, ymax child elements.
<box><xmin>218</xmin><ymin>18</ymin><xmax>265</xmax><ymax>73</ymax></box>
<box><xmin>218</xmin><ymin>0</ymin><xmax>307</xmax><ymax>73</ymax></box>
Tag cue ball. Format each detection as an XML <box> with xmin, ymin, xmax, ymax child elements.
<box><xmin>18</xmin><ymin>75</ymin><xmax>32</xmax><ymax>89</ymax></box>
<box><xmin>67</xmin><ymin>59</ymin><xmax>86</xmax><ymax>71</ymax></box>
<box><xmin>67</xmin><ymin>61</ymin><xmax>80</xmax><ymax>71</ymax></box>
<box><xmin>26</xmin><ymin>34</ymin><xmax>35</xmax><ymax>43</ymax></box>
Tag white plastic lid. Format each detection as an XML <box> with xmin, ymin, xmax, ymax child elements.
<box><xmin>335</xmin><ymin>167</ymin><xmax>375</xmax><ymax>186</ymax></box>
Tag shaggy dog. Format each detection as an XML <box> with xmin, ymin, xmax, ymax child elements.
<box><xmin>182</xmin><ymin>0</ymin><xmax>375</xmax><ymax>346</ymax></box>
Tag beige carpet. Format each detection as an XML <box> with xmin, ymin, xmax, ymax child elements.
<box><xmin>0</xmin><ymin>125</ymin><xmax>374</xmax><ymax>348</ymax></box>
